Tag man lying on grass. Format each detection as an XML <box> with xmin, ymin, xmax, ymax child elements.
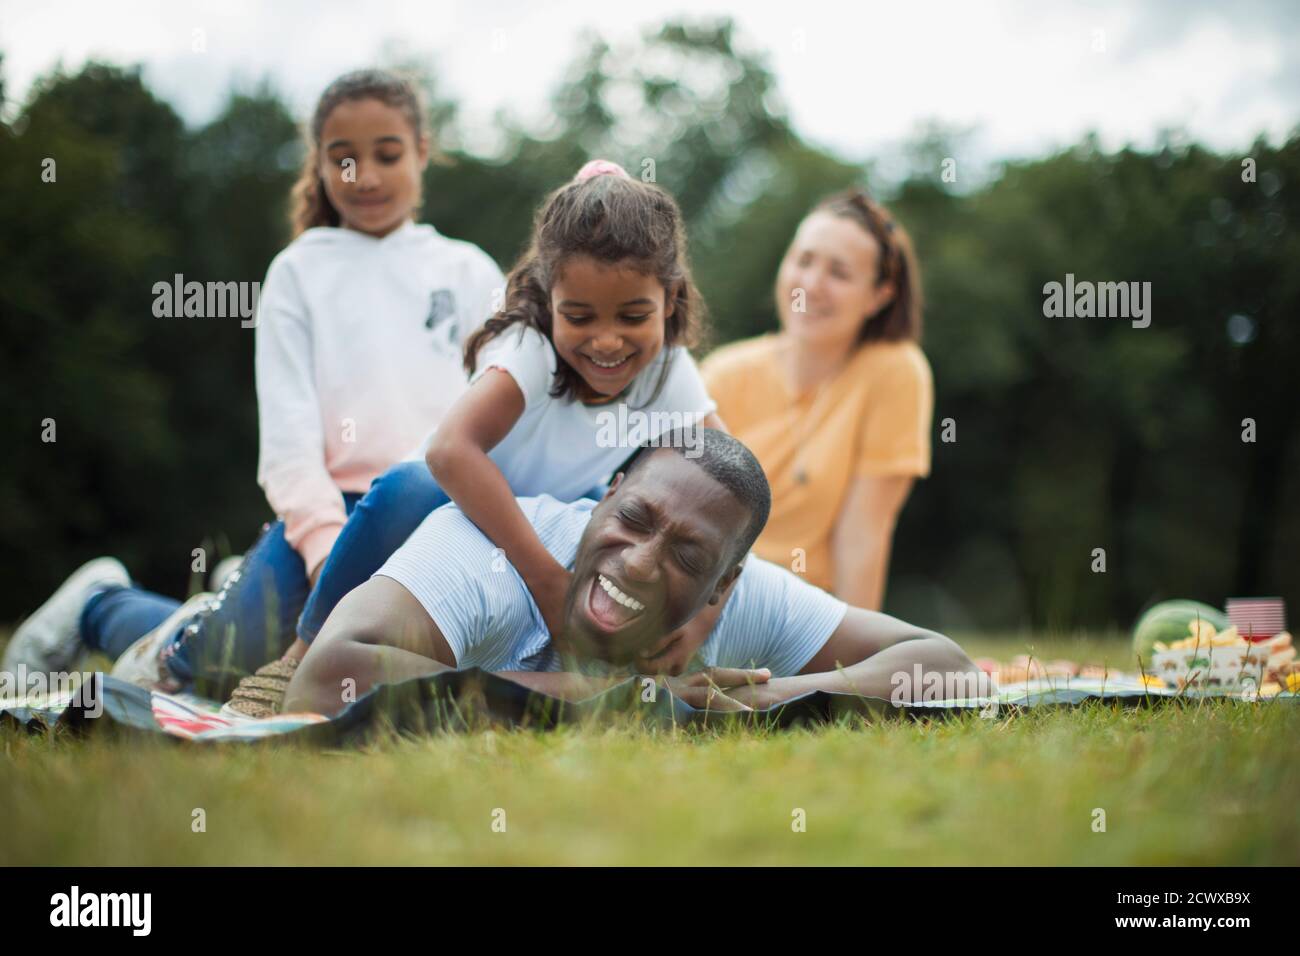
<box><xmin>284</xmin><ymin>429</ymin><xmax>991</xmax><ymax>716</ymax></box>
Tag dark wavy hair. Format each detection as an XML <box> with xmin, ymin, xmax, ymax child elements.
<box><xmin>290</xmin><ymin>69</ymin><xmax>430</xmax><ymax>238</ymax></box>
<box><xmin>805</xmin><ymin>189</ymin><xmax>924</xmax><ymax>345</ymax></box>
<box><xmin>464</xmin><ymin>171</ymin><xmax>703</xmax><ymax>402</ymax></box>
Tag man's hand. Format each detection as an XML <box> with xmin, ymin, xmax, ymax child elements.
<box><xmin>657</xmin><ymin>667</ymin><xmax>770</xmax><ymax>711</ymax></box>
<box><xmin>635</xmin><ymin>613</ymin><xmax>711</xmax><ymax>676</ymax></box>
<box><xmin>718</xmin><ymin>675</ymin><xmax>806</xmax><ymax>711</ymax></box>
<box><xmin>635</xmin><ymin>568</ymin><xmax>738</xmax><ymax>675</ymax></box>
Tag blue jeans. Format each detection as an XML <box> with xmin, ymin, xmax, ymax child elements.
<box><xmin>81</xmin><ymin>461</ymin><xmax>450</xmax><ymax>699</ymax></box>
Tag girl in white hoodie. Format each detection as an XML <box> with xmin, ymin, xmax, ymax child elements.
<box><xmin>1</xmin><ymin>70</ymin><xmax>502</xmax><ymax>702</ymax></box>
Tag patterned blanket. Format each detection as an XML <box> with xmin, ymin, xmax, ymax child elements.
<box><xmin>2</xmin><ymin>668</ymin><xmax>1295</xmax><ymax>746</ymax></box>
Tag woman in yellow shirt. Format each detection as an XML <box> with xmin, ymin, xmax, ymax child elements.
<box><xmin>702</xmin><ymin>190</ymin><xmax>932</xmax><ymax>610</ymax></box>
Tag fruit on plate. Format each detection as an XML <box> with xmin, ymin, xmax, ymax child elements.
<box><xmin>1132</xmin><ymin>600</ymin><xmax>1229</xmax><ymax>668</ymax></box>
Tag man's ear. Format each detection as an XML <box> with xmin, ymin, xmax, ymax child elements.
<box><xmin>602</xmin><ymin>472</ymin><xmax>624</xmax><ymax>500</ymax></box>
<box><xmin>707</xmin><ymin>562</ymin><xmax>744</xmax><ymax>605</ymax></box>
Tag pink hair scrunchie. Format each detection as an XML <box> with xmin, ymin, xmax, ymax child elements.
<box><xmin>574</xmin><ymin>159</ymin><xmax>631</xmax><ymax>183</ymax></box>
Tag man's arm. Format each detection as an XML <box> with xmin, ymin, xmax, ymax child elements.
<box><xmin>494</xmin><ymin>672</ymin><xmax>628</xmax><ymax>701</ymax></box>
<box><xmin>726</xmin><ymin>607</ymin><xmax>994</xmax><ymax>709</ymax></box>
<box><xmin>283</xmin><ymin>579</ymin><xmax>617</xmax><ymax>713</ymax></box>
<box><xmin>284</xmin><ymin>576</ymin><xmax>457</xmax><ymax>715</ymax></box>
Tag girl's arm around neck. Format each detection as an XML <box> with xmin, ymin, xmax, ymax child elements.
<box><xmin>425</xmin><ymin>369</ymin><xmax>572</xmax><ymax>630</ymax></box>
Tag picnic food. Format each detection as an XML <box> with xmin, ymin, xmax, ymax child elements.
<box><xmin>986</xmin><ymin>657</ymin><xmax>1171</xmax><ymax>691</ymax></box>
<box><xmin>222</xmin><ymin>657</ymin><xmax>300</xmax><ymax>719</ymax></box>
<box><xmin>995</xmin><ymin>656</ymin><xmax>1080</xmax><ymax>685</ymax></box>
<box><xmin>1131</xmin><ymin>600</ymin><xmax>1229</xmax><ymax>668</ymax></box>
<box><xmin>1150</xmin><ymin>620</ymin><xmax>1294</xmax><ymax>691</ymax></box>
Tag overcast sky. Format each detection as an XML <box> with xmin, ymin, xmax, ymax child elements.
<box><xmin>2</xmin><ymin>0</ymin><xmax>1296</xmax><ymax>166</ymax></box>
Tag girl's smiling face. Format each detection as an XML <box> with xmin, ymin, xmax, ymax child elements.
<box><xmin>318</xmin><ymin>98</ymin><xmax>428</xmax><ymax>238</ymax></box>
<box><xmin>550</xmin><ymin>256</ymin><xmax>673</xmax><ymax>401</ymax></box>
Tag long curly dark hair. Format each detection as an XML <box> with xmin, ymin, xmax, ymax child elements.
<box><xmin>464</xmin><ymin>171</ymin><xmax>704</xmax><ymax>402</ymax></box>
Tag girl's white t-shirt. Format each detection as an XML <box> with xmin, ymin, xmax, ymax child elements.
<box><xmin>466</xmin><ymin>326</ymin><xmax>717</xmax><ymax>500</ymax></box>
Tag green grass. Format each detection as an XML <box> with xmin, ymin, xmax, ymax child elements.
<box><xmin>3</xmin><ymin>631</ymin><xmax>1299</xmax><ymax>865</ymax></box>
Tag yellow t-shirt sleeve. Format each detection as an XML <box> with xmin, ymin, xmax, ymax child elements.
<box><xmin>855</xmin><ymin>346</ymin><xmax>934</xmax><ymax>478</ymax></box>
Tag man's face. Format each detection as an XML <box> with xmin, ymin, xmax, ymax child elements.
<box><xmin>558</xmin><ymin>451</ymin><xmax>750</xmax><ymax>665</ymax></box>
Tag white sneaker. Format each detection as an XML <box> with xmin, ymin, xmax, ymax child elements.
<box><xmin>210</xmin><ymin>555</ymin><xmax>244</xmax><ymax>594</ymax></box>
<box><xmin>109</xmin><ymin>592</ymin><xmax>216</xmax><ymax>690</ymax></box>
<box><xmin>2</xmin><ymin>557</ymin><xmax>130</xmax><ymax>677</ymax></box>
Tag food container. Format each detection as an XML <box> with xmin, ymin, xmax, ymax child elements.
<box><xmin>1150</xmin><ymin>628</ymin><xmax>1294</xmax><ymax>692</ymax></box>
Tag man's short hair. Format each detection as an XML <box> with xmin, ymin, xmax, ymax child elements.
<box><xmin>621</xmin><ymin>427</ymin><xmax>771</xmax><ymax>564</ymax></box>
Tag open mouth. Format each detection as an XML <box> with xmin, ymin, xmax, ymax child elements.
<box><xmin>585</xmin><ymin>572</ymin><xmax>649</xmax><ymax>633</ymax></box>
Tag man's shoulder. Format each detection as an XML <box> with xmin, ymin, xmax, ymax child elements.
<box><xmin>424</xmin><ymin>495</ymin><xmax>594</xmax><ymax>568</ymax></box>
<box><xmin>524</xmin><ymin>495</ymin><xmax>596</xmax><ymax>566</ymax></box>
<box><xmin>400</xmin><ymin>495</ymin><xmax>596</xmax><ymax>671</ymax></box>
<box><xmin>700</xmin><ymin>554</ymin><xmax>846</xmax><ymax>677</ymax></box>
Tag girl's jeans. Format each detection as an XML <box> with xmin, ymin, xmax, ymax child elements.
<box><xmin>80</xmin><ymin>461</ymin><xmax>451</xmax><ymax>700</ymax></box>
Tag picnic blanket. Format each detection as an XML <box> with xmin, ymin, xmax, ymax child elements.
<box><xmin>2</xmin><ymin>669</ymin><xmax>1296</xmax><ymax>746</ymax></box>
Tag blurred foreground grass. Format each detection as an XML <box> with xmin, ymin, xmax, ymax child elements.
<box><xmin>2</xmin><ymin>630</ymin><xmax>1298</xmax><ymax>865</ymax></box>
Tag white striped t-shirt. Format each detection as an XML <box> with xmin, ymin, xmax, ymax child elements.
<box><xmin>376</xmin><ymin>495</ymin><xmax>847</xmax><ymax>677</ymax></box>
